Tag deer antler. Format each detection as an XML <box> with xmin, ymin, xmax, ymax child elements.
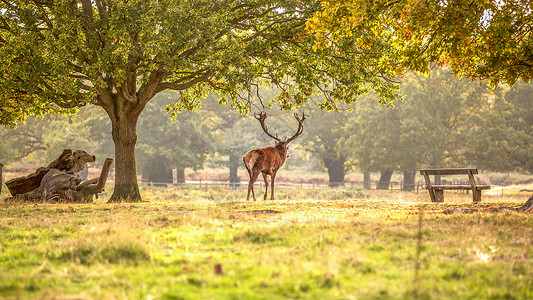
<box><xmin>285</xmin><ymin>111</ymin><xmax>306</xmax><ymax>143</ymax></box>
<box><xmin>254</xmin><ymin>111</ymin><xmax>282</xmax><ymax>141</ymax></box>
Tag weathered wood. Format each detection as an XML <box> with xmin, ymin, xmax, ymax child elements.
<box><xmin>72</xmin><ymin>158</ymin><xmax>113</xmax><ymax>202</ymax></box>
<box><xmin>432</xmin><ymin>185</ymin><xmax>490</xmax><ymax>190</ymax></box>
<box><xmin>47</xmin><ymin>149</ymin><xmax>73</xmax><ymax>170</ymax></box>
<box><xmin>434</xmin><ymin>189</ymin><xmax>444</xmax><ymax>202</ymax></box>
<box><xmin>7</xmin><ymin>157</ymin><xmax>113</xmax><ymax>203</ymax></box>
<box><xmin>421</xmin><ymin>172</ymin><xmax>436</xmax><ymax>202</ymax></box>
<box><xmin>48</xmin><ymin>149</ymin><xmax>96</xmax><ymax>174</ymax></box>
<box><xmin>518</xmin><ymin>196</ymin><xmax>533</xmax><ymax>213</ymax></box>
<box><xmin>420</xmin><ymin>168</ymin><xmax>490</xmax><ymax>203</ymax></box>
<box><xmin>5</xmin><ymin>167</ymin><xmax>50</xmax><ymax>196</ymax></box>
<box><xmin>419</xmin><ymin>168</ymin><xmax>479</xmax><ymax>175</ymax></box>
<box><xmin>5</xmin><ymin>149</ymin><xmax>95</xmax><ymax>196</ymax></box>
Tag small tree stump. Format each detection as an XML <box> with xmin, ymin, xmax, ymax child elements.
<box><xmin>5</xmin><ymin>149</ymin><xmax>95</xmax><ymax>196</ymax></box>
<box><xmin>7</xmin><ymin>158</ymin><xmax>113</xmax><ymax>203</ymax></box>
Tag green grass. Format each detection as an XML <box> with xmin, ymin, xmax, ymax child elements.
<box><xmin>1</xmin><ymin>185</ymin><xmax>532</xmax><ymax>299</ymax></box>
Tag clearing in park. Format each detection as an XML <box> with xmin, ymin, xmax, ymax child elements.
<box><xmin>1</xmin><ymin>186</ymin><xmax>532</xmax><ymax>299</ymax></box>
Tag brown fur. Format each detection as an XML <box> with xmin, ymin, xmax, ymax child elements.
<box><xmin>244</xmin><ymin>112</ymin><xmax>305</xmax><ymax>201</ymax></box>
<box><xmin>243</xmin><ymin>142</ymin><xmax>290</xmax><ymax>201</ymax></box>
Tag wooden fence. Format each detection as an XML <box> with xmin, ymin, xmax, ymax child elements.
<box><xmin>139</xmin><ymin>179</ymin><xmax>431</xmax><ymax>192</ymax></box>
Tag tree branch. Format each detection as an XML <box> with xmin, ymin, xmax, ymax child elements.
<box><xmin>155</xmin><ymin>69</ymin><xmax>213</xmax><ymax>93</ymax></box>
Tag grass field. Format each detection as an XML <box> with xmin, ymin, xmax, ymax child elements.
<box><xmin>1</xmin><ymin>185</ymin><xmax>532</xmax><ymax>299</ymax></box>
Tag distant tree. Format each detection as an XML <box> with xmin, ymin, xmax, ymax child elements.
<box><xmin>467</xmin><ymin>82</ymin><xmax>533</xmax><ymax>173</ymax></box>
<box><xmin>137</xmin><ymin>92</ymin><xmax>213</xmax><ymax>185</ymax></box>
<box><xmin>347</xmin><ymin>94</ymin><xmax>401</xmax><ymax>189</ymax></box>
<box><xmin>0</xmin><ymin>117</ymin><xmax>48</xmax><ymax>165</ymax></box>
<box><xmin>300</xmin><ymin>107</ymin><xmax>352</xmax><ymax>186</ymax></box>
<box><xmin>1</xmin><ymin>0</ymin><xmax>402</xmax><ymax>202</ymax></box>
<box><xmin>348</xmin><ymin>68</ymin><xmax>488</xmax><ymax>190</ymax></box>
<box><xmin>398</xmin><ymin>68</ymin><xmax>488</xmax><ymax>188</ymax></box>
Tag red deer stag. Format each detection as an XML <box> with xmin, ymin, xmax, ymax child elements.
<box><xmin>243</xmin><ymin>111</ymin><xmax>306</xmax><ymax>201</ymax></box>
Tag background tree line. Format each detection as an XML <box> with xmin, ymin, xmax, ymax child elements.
<box><xmin>2</xmin><ymin>67</ymin><xmax>533</xmax><ymax>188</ymax></box>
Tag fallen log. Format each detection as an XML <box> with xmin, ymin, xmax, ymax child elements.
<box><xmin>5</xmin><ymin>149</ymin><xmax>95</xmax><ymax>196</ymax></box>
<box><xmin>7</xmin><ymin>158</ymin><xmax>113</xmax><ymax>203</ymax></box>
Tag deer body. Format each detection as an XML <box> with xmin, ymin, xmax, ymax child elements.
<box><xmin>243</xmin><ymin>112</ymin><xmax>305</xmax><ymax>201</ymax></box>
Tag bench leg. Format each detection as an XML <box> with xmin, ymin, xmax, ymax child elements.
<box><xmin>473</xmin><ymin>190</ymin><xmax>481</xmax><ymax>203</ymax></box>
<box><xmin>433</xmin><ymin>189</ymin><xmax>444</xmax><ymax>202</ymax></box>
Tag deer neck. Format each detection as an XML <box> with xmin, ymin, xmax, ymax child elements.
<box><xmin>274</xmin><ymin>144</ymin><xmax>289</xmax><ymax>166</ymax></box>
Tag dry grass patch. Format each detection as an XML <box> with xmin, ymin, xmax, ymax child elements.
<box><xmin>0</xmin><ymin>186</ymin><xmax>532</xmax><ymax>299</ymax></box>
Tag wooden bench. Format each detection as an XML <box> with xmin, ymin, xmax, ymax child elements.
<box><xmin>419</xmin><ymin>168</ymin><xmax>490</xmax><ymax>203</ymax></box>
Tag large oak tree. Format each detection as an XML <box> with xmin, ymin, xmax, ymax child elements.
<box><xmin>0</xmin><ymin>0</ymin><xmax>401</xmax><ymax>202</ymax></box>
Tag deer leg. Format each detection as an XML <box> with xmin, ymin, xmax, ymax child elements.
<box><xmin>247</xmin><ymin>170</ymin><xmax>260</xmax><ymax>201</ymax></box>
<box><xmin>262</xmin><ymin>172</ymin><xmax>269</xmax><ymax>200</ymax></box>
<box><xmin>245</xmin><ymin>166</ymin><xmax>252</xmax><ymax>201</ymax></box>
<box><xmin>270</xmin><ymin>172</ymin><xmax>276</xmax><ymax>200</ymax></box>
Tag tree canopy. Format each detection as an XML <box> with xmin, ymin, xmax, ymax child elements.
<box><xmin>307</xmin><ymin>0</ymin><xmax>533</xmax><ymax>86</ymax></box>
<box><xmin>0</xmin><ymin>0</ymin><xmax>407</xmax><ymax>201</ymax></box>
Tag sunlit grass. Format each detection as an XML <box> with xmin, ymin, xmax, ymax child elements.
<box><xmin>0</xmin><ymin>186</ymin><xmax>532</xmax><ymax>299</ymax></box>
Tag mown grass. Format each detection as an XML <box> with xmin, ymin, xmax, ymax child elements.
<box><xmin>0</xmin><ymin>185</ymin><xmax>532</xmax><ymax>299</ymax></box>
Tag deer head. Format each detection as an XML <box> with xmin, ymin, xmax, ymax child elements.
<box><xmin>254</xmin><ymin>111</ymin><xmax>306</xmax><ymax>150</ymax></box>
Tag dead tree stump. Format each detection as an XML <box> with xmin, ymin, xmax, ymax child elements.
<box><xmin>3</xmin><ymin>149</ymin><xmax>112</xmax><ymax>203</ymax></box>
<box><xmin>5</xmin><ymin>149</ymin><xmax>95</xmax><ymax>196</ymax></box>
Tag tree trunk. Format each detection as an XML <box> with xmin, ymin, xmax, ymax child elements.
<box><xmin>324</xmin><ymin>156</ymin><xmax>346</xmax><ymax>187</ymax></box>
<box><xmin>0</xmin><ymin>163</ymin><xmax>3</xmax><ymax>195</ymax></box>
<box><xmin>377</xmin><ymin>170</ymin><xmax>393</xmax><ymax>190</ymax></box>
<box><xmin>363</xmin><ymin>171</ymin><xmax>371</xmax><ymax>189</ymax></box>
<box><xmin>107</xmin><ymin>106</ymin><xmax>142</xmax><ymax>203</ymax></box>
<box><xmin>229</xmin><ymin>154</ymin><xmax>240</xmax><ymax>188</ymax></box>
<box><xmin>403</xmin><ymin>170</ymin><xmax>416</xmax><ymax>191</ymax></box>
<box><xmin>141</xmin><ymin>156</ymin><xmax>172</xmax><ymax>186</ymax></box>
<box><xmin>176</xmin><ymin>166</ymin><xmax>186</xmax><ymax>184</ymax></box>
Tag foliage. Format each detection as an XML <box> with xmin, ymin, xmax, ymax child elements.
<box><xmin>0</xmin><ymin>0</ymin><xmax>409</xmax><ymax>201</ymax></box>
<box><xmin>348</xmin><ymin>68</ymin><xmax>489</xmax><ymax>173</ymax></box>
<box><xmin>137</xmin><ymin>92</ymin><xmax>214</xmax><ymax>176</ymax></box>
<box><xmin>467</xmin><ymin>81</ymin><xmax>533</xmax><ymax>172</ymax></box>
<box><xmin>347</xmin><ymin>93</ymin><xmax>401</xmax><ymax>173</ymax></box>
<box><xmin>0</xmin><ymin>189</ymin><xmax>532</xmax><ymax>299</ymax></box>
<box><xmin>0</xmin><ymin>117</ymin><xmax>48</xmax><ymax>165</ymax></box>
<box><xmin>0</xmin><ymin>0</ymin><xmax>403</xmax><ymax>126</ymax></box>
<box><xmin>307</xmin><ymin>0</ymin><xmax>533</xmax><ymax>86</ymax></box>
<box><xmin>299</xmin><ymin>103</ymin><xmax>353</xmax><ymax>183</ymax></box>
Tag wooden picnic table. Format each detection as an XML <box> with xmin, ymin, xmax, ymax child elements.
<box><xmin>419</xmin><ymin>168</ymin><xmax>490</xmax><ymax>203</ymax></box>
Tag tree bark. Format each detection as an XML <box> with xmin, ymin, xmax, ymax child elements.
<box><xmin>73</xmin><ymin>158</ymin><xmax>113</xmax><ymax>202</ymax></box>
<box><xmin>403</xmin><ymin>170</ymin><xmax>416</xmax><ymax>191</ymax></box>
<box><xmin>107</xmin><ymin>102</ymin><xmax>142</xmax><ymax>203</ymax></box>
<box><xmin>229</xmin><ymin>154</ymin><xmax>240</xmax><ymax>188</ymax></box>
<box><xmin>377</xmin><ymin>170</ymin><xmax>393</xmax><ymax>190</ymax></box>
<box><xmin>0</xmin><ymin>163</ymin><xmax>3</xmax><ymax>195</ymax></box>
<box><xmin>176</xmin><ymin>166</ymin><xmax>186</xmax><ymax>184</ymax></box>
<box><xmin>363</xmin><ymin>171</ymin><xmax>371</xmax><ymax>189</ymax></box>
<box><xmin>7</xmin><ymin>158</ymin><xmax>113</xmax><ymax>203</ymax></box>
<box><xmin>5</xmin><ymin>149</ymin><xmax>95</xmax><ymax>196</ymax></box>
<box><xmin>324</xmin><ymin>156</ymin><xmax>346</xmax><ymax>187</ymax></box>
